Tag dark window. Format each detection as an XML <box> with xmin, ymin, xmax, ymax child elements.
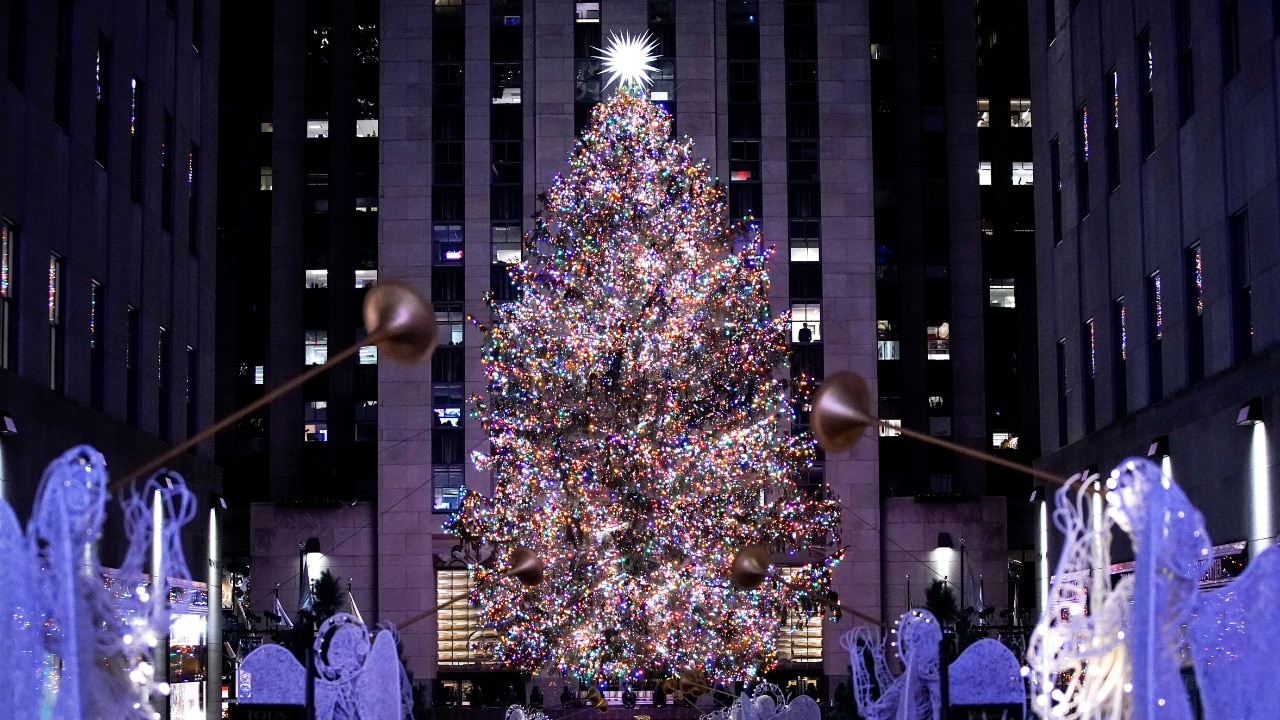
<box><xmin>491</xmin><ymin>105</ymin><xmax>521</xmax><ymax>140</ymax></box>
<box><xmin>785</xmin><ymin>60</ymin><xmax>817</xmax><ymax>103</ymax></box>
<box><xmin>787</xmin><ymin>139</ymin><xmax>819</xmax><ymax>181</ymax></box>
<box><xmin>1075</xmin><ymin>105</ymin><xmax>1090</xmax><ymax>218</ymax></box>
<box><xmin>729</xmin><ymin>62</ymin><xmax>760</xmax><ymax>103</ymax></box>
<box><xmin>1112</xmin><ymin>298</ymin><xmax>1128</xmax><ymax>418</ymax></box>
<box><xmin>728</xmin><ymin>104</ymin><xmax>761</xmax><ymax>137</ymax></box>
<box><xmin>95</xmin><ymin>36</ymin><xmax>111</xmax><ymax>166</ymax></box>
<box><xmin>1137</xmin><ymin>29</ymin><xmax>1155</xmax><ymax>157</ymax></box>
<box><xmin>434</xmin><ymin>141</ymin><xmax>463</xmax><ymax>184</ymax></box>
<box><xmin>127</xmin><ymin>306</ymin><xmax>140</xmax><ymax>426</ymax></box>
<box><xmin>491</xmin><ymin>186</ymin><xmax>521</xmax><ymax>220</ymax></box>
<box><xmin>729</xmin><ymin>184</ymin><xmax>762</xmax><ymax>219</ymax></box>
<box><xmin>1175</xmin><ymin>0</ymin><xmax>1194</xmax><ymax>122</ymax></box>
<box><xmin>435</xmin><ymin>107</ymin><xmax>464</xmax><ymax>141</ymax></box>
<box><xmin>1184</xmin><ymin>244</ymin><xmax>1204</xmax><ymax>382</ymax></box>
<box><xmin>432</xmin><ymin>187</ymin><xmax>464</xmax><ymax>221</ymax></box>
<box><xmin>432</xmin><ymin>428</ymin><xmax>466</xmax><ymax>464</ymax></box>
<box><xmin>1221</xmin><ymin>0</ymin><xmax>1240</xmax><ymax>81</ymax></box>
<box><xmin>8</xmin><ymin>0</ymin><xmax>27</xmax><ymax>91</ymax></box>
<box><xmin>1045</xmin><ymin>0</ymin><xmax>1056</xmax><ymax>46</ymax></box>
<box><xmin>193</xmin><ymin>0</ymin><xmax>203</xmax><ymax>52</ymax></box>
<box><xmin>90</xmin><ymin>280</ymin><xmax>105</xmax><ymax>410</ymax></box>
<box><xmin>492</xmin><ymin>140</ymin><xmax>521</xmax><ymax>183</ymax></box>
<box><xmin>130</xmin><ymin>77</ymin><xmax>145</xmax><ymax>201</ymax></box>
<box><xmin>789</xmin><ymin>262</ymin><xmax>822</xmax><ymax>299</ymax></box>
<box><xmin>1080</xmin><ymin>320</ymin><xmax>1095</xmax><ymax>433</ymax></box>
<box><xmin>1050</xmin><ymin>136</ymin><xmax>1062</xmax><ymax>243</ymax></box>
<box><xmin>1056</xmin><ymin>339</ymin><xmax>1068</xmax><ymax>446</ymax></box>
<box><xmin>1147</xmin><ymin>272</ymin><xmax>1163</xmax><ymax>402</ymax></box>
<box><xmin>187</xmin><ymin>145</ymin><xmax>199</xmax><ymax>253</ymax></box>
<box><xmin>788</xmin><ymin>184</ymin><xmax>820</xmax><ymax>218</ymax></box>
<box><xmin>1229</xmin><ymin>209</ymin><xmax>1252</xmax><ymax>362</ymax></box>
<box><xmin>1107</xmin><ymin>68</ymin><xmax>1120</xmax><ymax>190</ymax></box>
<box><xmin>161</xmin><ymin>112</ymin><xmax>174</xmax><ymax>230</ymax></box>
<box><xmin>186</xmin><ymin>346</ymin><xmax>197</xmax><ymax>438</ymax></box>
<box><xmin>54</xmin><ymin>0</ymin><xmax>73</xmax><ymax>129</ymax></box>
<box><xmin>787</xmin><ymin>104</ymin><xmax>818</xmax><ymax>138</ymax></box>
<box><xmin>158</xmin><ymin>326</ymin><xmax>170</xmax><ymax>441</ymax></box>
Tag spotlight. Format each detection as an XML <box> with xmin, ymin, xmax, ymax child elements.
<box><xmin>0</xmin><ymin>412</ymin><xmax>15</xmax><ymax>435</ymax></box>
<box><xmin>1238</xmin><ymin>398</ymin><xmax>1263</xmax><ymax>426</ymax></box>
<box><xmin>1147</xmin><ymin>435</ymin><xmax>1169</xmax><ymax>459</ymax></box>
<box><xmin>936</xmin><ymin>532</ymin><xmax>954</xmax><ymax>550</ymax></box>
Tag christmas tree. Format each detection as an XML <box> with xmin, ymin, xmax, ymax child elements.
<box><xmin>449</xmin><ymin>35</ymin><xmax>842</xmax><ymax>683</ymax></box>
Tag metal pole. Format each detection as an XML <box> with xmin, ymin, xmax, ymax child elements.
<box><xmin>206</xmin><ymin>507</ymin><xmax>222</xmax><ymax>720</ymax></box>
<box><xmin>153</xmin><ymin>489</ymin><xmax>170</xmax><ymax>720</ymax></box>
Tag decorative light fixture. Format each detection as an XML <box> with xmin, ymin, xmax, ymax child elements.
<box><xmin>936</xmin><ymin>532</ymin><xmax>954</xmax><ymax>550</ymax></box>
<box><xmin>594</xmin><ymin>32</ymin><xmax>660</xmax><ymax>90</ymax></box>
<box><xmin>1237</xmin><ymin>398</ymin><xmax>1263</xmax><ymax>426</ymax></box>
<box><xmin>1147</xmin><ymin>435</ymin><xmax>1169</xmax><ymax>459</ymax></box>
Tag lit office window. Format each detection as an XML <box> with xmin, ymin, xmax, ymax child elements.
<box><xmin>437</xmin><ymin>568</ymin><xmax>496</xmax><ymax>663</ymax></box>
<box><xmin>988</xmin><ymin>280</ymin><xmax>1016</xmax><ymax>308</ymax></box>
<box><xmin>304</xmin><ymin>401</ymin><xmax>327</xmax><ymax>442</ymax></box>
<box><xmin>433</xmin><ymin>468</ymin><xmax>467</xmax><ymax>514</ymax></box>
<box><xmin>927</xmin><ymin>323</ymin><xmax>950</xmax><ymax>360</ymax></box>
<box><xmin>0</xmin><ymin>221</ymin><xmax>14</xmax><ymax>369</ymax></box>
<box><xmin>305</xmin><ymin>269</ymin><xmax>329</xmax><ymax>288</ymax></box>
<box><xmin>355</xmin><ymin>270</ymin><xmax>378</xmax><ymax>288</ymax></box>
<box><xmin>1010</xmin><ymin>98</ymin><xmax>1032</xmax><ymax>127</ymax></box>
<box><xmin>790</xmin><ymin>304</ymin><xmax>821</xmax><ymax>343</ymax></box>
<box><xmin>48</xmin><ymin>254</ymin><xmax>64</xmax><ymax>390</ymax></box>
<box><xmin>305</xmin><ymin>330</ymin><xmax>328</xmax><ymax>365</ymax></box>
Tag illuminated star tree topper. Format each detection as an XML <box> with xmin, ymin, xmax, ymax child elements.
<box><xmin>595</xmin><ymin>31</ymin><xmax>660</xmax><ymax>90</ymax></box>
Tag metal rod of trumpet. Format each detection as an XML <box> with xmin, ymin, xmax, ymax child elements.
<box><xmin>111</xmin><ymin>330</ymin><xmax>388</xmax><ymax>492</ymax></box>
<box><xmin>886</xmin><ymin>422</ymin><xmax>1069</xmax><ymax>486</ymax></box>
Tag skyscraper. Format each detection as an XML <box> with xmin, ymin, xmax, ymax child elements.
<box><xmin>0</xmin><ymin>0</ymin><xmax>221</xmax><ymax>550</ymax></box>
<box><xmin>1031</xmin><ymin>0</ymin><xmax>1279</xmax><ymax>563</ymax></box>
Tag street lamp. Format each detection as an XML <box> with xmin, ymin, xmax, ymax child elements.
<box><xmin>299</xmin><ymin>537</ymin><xmax>321</xmax><ymax>616</ymax></box>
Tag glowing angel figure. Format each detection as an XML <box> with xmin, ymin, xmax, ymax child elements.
<box><xmin>1027</xmin><ymin>458</ymin><xmax>1210</xmax><ymax>720</ymax></box>
<box><xmin>841</xmin><ymin>610</ymin><xmax>942</xmax><ymax>720</ymax></box>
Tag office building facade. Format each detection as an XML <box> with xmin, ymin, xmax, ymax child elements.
<box><xmin>1031</xmin><ymin>0</ymin><xmax>1280</xmax><ymax>560</ymax></box>
<box><xmin>0</xmin><ymin>0</ymin><xmax>221</xmax><ymax>550</ymax></box>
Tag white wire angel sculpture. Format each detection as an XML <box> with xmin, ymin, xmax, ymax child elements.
<box><xmin>1027</xmin><ymin>458</ymin><xmax>1210</xmax><ymax>720</ymax></box>
<box><xmin>841</xmin><ymin>609</ymin><xmax>942</xmax><ymax>720</ymax></box>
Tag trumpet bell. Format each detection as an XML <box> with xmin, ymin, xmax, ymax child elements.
<box><xmin>810</xmin><ymin>370</ymin><xmax>873</xmax><ymax>453</ymax></box>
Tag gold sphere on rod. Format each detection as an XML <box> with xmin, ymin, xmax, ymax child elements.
<box><xmin>729</xmin><ymin>545</ymin><xmax>771</xmax><ymax>590</ymax></box>
<box><xmin>508</xmin><ymin>546</ymin><xmax>545</xmax><ymax>586</ymax></box>
<box><xmin>363</xmin><ymin>280</ymin><xmax>438</xmax><ymax>364</ymax></box>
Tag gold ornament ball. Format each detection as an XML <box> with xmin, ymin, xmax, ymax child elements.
<box><xmin>730</xmin><ymin>545</ymin><xmax>771</xmax><ymax>590</ymax></box>
<box><xmin>362</xmin><ymin>280</ymin><xmax>438</xmax><ymax>365</ymax></box>
<box><xmin>508</xmin><ymin>546</ymin><xmax>545</xmax><ymax>587</ymax></box>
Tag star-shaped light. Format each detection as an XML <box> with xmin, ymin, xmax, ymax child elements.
<box><xmin>595</xmin><ymin>32</ymin><xmax>660</xmax><ymax>90</ymax></box>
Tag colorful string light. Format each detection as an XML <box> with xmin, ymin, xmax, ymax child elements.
<box><xmin>447</xmin><ymin>84</ymin><xmax>842</xmax><ymax>683</ymax></box>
